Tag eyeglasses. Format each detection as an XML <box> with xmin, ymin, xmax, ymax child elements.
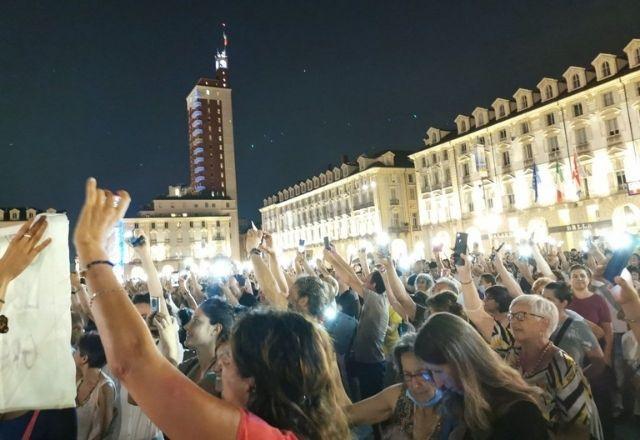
<box><xmin>507</xmin><ymin>311</ymin><xmax>545</xmax><ymax>322</ymax></box>
<box><xmin>403</xmin><ymin>370</ymin><xmax>432</xmax><ymax>383</ymax></box>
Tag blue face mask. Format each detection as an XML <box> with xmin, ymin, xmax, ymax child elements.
<box><xmin>405</xmin><ymin>386</ymin><xmax>444</xmax><ymax>408</ymax></box>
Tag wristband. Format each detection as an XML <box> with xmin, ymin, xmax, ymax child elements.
<box><xmin>460</xmin><ymin>280</ymin><xmax>473</xmax><ymax>285</ymax></box>
<box><xmin>85</xmin><ymin>260</ymin><xmax>115</xmax><ymax>271</ymax></box>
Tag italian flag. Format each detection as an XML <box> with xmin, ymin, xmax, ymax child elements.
<box><xmin>555</xmin><ymin>161</ymin><xmax>564</xmax><ymax>203</ymax></box>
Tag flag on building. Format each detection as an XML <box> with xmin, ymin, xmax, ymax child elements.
<box><xmin>532</xmin><ymin>163</ymin><xmax>541</xmax><ymax>202</ymax></box>
<box><xmin>554</xmin><ymin>161</ymin><xmax>564</xmax><ymax>203</ymax></box>
<box><xmin>474</xmin><ymin>144</ymin><xmax>488</xmax><ymax>178</ymax></box>
<box><xmin>572</xmin><ymin>151</ymin><xmax>582</xmax><ymax>198</ymax></box>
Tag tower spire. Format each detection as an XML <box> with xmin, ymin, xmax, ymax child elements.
<box><xmin>215</xmin><ymin>23</ymin><xmax>228</xmax><ymax>72</ymax></box>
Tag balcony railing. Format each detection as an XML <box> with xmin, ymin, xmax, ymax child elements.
<box><xmin>389</xmin><ymin>198</ymin><xmax>400</xmax><ymax>206</ymax></box>
<box><xmin>548</xmin><ymin>149</ymin><xmax>561</xmax><ymax>160</ymax></box>
<box><xmin>576</xmin><ymin>142</ymin><xmax>590</xmax><ymax>153</ymax></box>
<box><xmin>191</xmin><ymin>119</ymin><xmax>203</xmax><ymax>128</ymax></box>
<box><xmin>607</xmin><ymin>133</ymin><xmax>622</xmax><ymax>147</ymax></box>
<box><xmin>462</xmin><ymin>174</ymin><xmax>471</xmax><ymax>184</ymax></box>
<box><xmin>353</xmin><ymin>200</ymin><xmax>374</xmax><ymax>211</ymax></box>
<box><xmin>191</xmin><ymin>110</ymin><xmax>202</xmax><ymax>118</ymax></box>
<box><xmin>502</xmin><ymin>163</ymin><xmax>512</xmax><ymax>173</ymax></box>
<box><xmin>192</xmin><ymin>128</ymin><xmax>204</xmax><ymax>137</ymax></box>
<box><xmin>388</xmin><ymin>225</ymin><xmax>409</xmax><ymax>233</ymax></box>
<box><xmin>523</xmin><ymin>157</ymin><xmax>535</xmax><ymax>167</ymax></box>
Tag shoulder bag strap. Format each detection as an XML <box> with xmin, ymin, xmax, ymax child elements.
<box><xmin>21</xmin><ymin>410</ymin><xmax>40</xmax><ymax>440</ymax></box>
<box><xmin>553</xmin><ymin>317</ymin><xmax>573</xmax><ymax>346</ymax></box>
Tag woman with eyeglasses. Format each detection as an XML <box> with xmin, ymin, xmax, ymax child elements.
<box><xmin>507</xmin><ymin>295</ymin><xmax>603</xmax><ymax>439</ymax></box>
<box><xmin>345</xmin><ymin>333</ymin><xmax>443</xmax><ymax>440</ymax></box>
<box><xmin>458</xmin><ymin>254</ymin><xmax>602</xmax><ymax>438</ymax></box>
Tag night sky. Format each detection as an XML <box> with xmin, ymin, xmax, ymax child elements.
<box><xmin>1</xmin><ymin>1</ymin><xmax>639</xmax><ymax>228</ymax></box>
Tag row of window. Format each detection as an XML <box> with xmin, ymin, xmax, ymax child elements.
<box><xmin>133</xmin><ymin>220</ymin><xmax>223</xmax><ymax>229</ymax></box>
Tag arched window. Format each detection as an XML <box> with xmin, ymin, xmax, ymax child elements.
<box><xmin>477</xmin><ymin>114</ymin><xmax>484</xmax><ymax>125</ymax></box>
<box><xmin>520</xmin><ymin>96</ymin><xmax>529</xmax><ymax>109</ymax></box>
<box><xmin>460</xmin><ymin>120</ymin><xmax>466</xmax><ymax>131</ymax></box>
<box><xmin>498</xmin><ymin>105</ymin><xmax>505</xmax><ymax>118</ymax></box>
<box><xmin>601</xmin><ymin>61</ymin><xmax>611</xmax><ymax>77</ymax></box>
<box><xmin>571</xmin><ymin>73</ymin><xmax>581</xmax><ymax>89</ymax></box>
<box><xmin>635</xmin><ymin>47</ymin><xmax>640</xmax><ymax>65</ymax></box>
<box><xmin>545</xmin><ymin>85</ymin><xmax>553</xmax><ymax>100</ymax></box>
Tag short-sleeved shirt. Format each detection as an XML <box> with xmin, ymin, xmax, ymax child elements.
<box><xmin>352</xmin><ymin>289</ymin><xmax>389</xmax><ymax>363</ymax></box>
<box><xmin>551</xmin><ymin>316</ymin><xmax>599</xmax><ymax>367</ymax></box>
<box><xmin>237</xmin><ymin>409</ymin><xmax>297</xmax><ymax>439</ymax></box>
<box><xmin>567</xmin><ymin>293</ymin><xmax>611</xmax><ymax>327</ymax></box>
<box><xmin>336</xmin><ymin>288</ymin><xmax>360</xmax><ymax>320</ymax></box>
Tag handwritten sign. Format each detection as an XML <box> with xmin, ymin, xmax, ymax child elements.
<box><xmin>0</xmin><ymin>214</ymin><xmax>76</xmax><ymax>412</ymax></box>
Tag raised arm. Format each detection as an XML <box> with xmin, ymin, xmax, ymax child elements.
<box><xmin>74</xmin><ymin>178</ymin><xmax>241</xmax><ymax>440</ymax></box>
<box><xmin>324</xmin><ymin>247</ymin><xmax>365</xmax><ymax>297</ymax></box>
<box><xmin>380</xmin><ymin>257</ymin><xmax>417</xmax><ymax>320</ymax></box>
<box><xmin>493</xmin><ymin>252</ymin><xmax>524</xmax><ymax>298</ymax></box>
<box><xmin>129</xmin><ymin>231</ymin><xmax>171</xmax><ymax>317</ymax></box>
<box><xmin>345</xmin><ymin>384</ymin><xmax>401</xmax><ymax>426</ymax></box>
<box><xmin>457</xmin><ymin>254</ymin><xmax>495</xmax><ymax>342</ymax></box>
<box><xmin>614</xmin><ymin>276</ymin><xmax>640</xmax><ymax>342</ymax></box>
<box><xmin>531</xmin><ymin>242</ymin><xmax>556</xmax><ymax>281</ymax></box>
<box><xmin>246</xmin><ymin>230</ymin><xmax>288</xmax><ymax>309</ymax></box>
<box><xmin>379</xmin><ymin>268</ymin><xmax>408</xmax><ymax>319</ymax></box>
<box><xmin>261</xmin><ymin>233</ymin><xmax>289</xmax><ymax>296</ymax></box>
<box><xmin>358</xmin><ymin>249</ymin><xmax>370</xmax><ymax>278</ymax></box>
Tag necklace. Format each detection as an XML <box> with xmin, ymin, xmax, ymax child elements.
<box><xmin>76</xmin><ymin>375</ymin><xmax>102</xmax><ymax>406</ymax></box>
<box><xmin>521</xmin><ymin>341</ymin><xmax>553</xmax><ymax>377</ymax></box>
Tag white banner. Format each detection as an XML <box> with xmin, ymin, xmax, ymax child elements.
<box><xmin>0</xmin><ymin>214</ymin><xmax>76</xmax><ymax>412</ymax></box>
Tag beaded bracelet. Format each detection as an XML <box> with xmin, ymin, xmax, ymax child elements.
<box><xmin>85</xmin><ymin>260</ymin><xmax>114</xmax><ymax>271</ymax></box>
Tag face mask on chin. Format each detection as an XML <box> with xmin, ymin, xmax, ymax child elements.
<box><xmin>405</xmin><ymin>387</ymin><xmax>444</xmax><ymax>408</ymax></box>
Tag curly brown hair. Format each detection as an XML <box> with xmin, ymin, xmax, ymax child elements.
<box><xmin>231</xmin><ymin>308</ymin><xmax>350</xmax><ymax>439</ymax></box>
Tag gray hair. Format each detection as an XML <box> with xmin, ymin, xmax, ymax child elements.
<box><xmin>434</xmin><ymin>277</ymin><xmax>460</xmax><ymax>296</ymax></box>
<box><xmin>510</xmin><ymin>295</ymin><xmax>559</xmax><ymax>339</ymax></box>
<box><xmin>414</xmin><ymin>273</ymin><xmax>434</xmax><ymax>292</ymax></box>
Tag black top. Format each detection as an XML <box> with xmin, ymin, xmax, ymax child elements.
<box><xmin>490</xmin><ymin>400</ymin><xmax>549</xmax><ymax>439</ymax></box>
<box><xmin>238</xmin><ymin>291</ymin><xmax>258</xmax><ymax>308</ymax></box>
<box><xmin>0</xmin><ymin>408</ymin><xmax>77</xmax><ymax>440</ymax></box>
<box><xmin>336</xmin><ymin>289</ymin><xmax>360</xmax><ymax>320</ymax></box>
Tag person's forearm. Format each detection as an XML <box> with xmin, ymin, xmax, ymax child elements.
<box><xmin>250</xmin><ymin>254</ymin><xmax>287</xmax><ymax>308</ymax></box>
<box><xmin>79</xmin><ymin>247</ymin><xmax>161</xmax><ymax>379</ymax></box>
<box><xmin>189</xmin><ymin>274</ymin><xmax>204</xmax><ymax>302</ymax></box>
<box><xmin>359</xmin><ymin>252</ymin><xmax>370</xmax><ymax>278</ymax></box>
<box><xmin>495</xmin><ymin>262</ymin><xmax>524</xmax><ymax>298</ymax></box>
<box><xmin>458</xmin><ymin>271</ymin><xmax>483</xmax><ymax>311</ymax></box>
<box><xmin>621</xmin><ymin>299</ymin><xmax>640</xmax><ymax>341</ymax></box>
<box><xmin>182</xmin><ymin>289</ymin><xmax>199</xmax><ymax>310</ymax></box>
<box><xmin>381</xmin><ymin>272</ymin><xmax>407</xmax><ymax>318</ymax></box>
<box><xmin>532</xmin><ymin>246</ymin><xmax>556</xmax><ymax>280</ymax></box>
<box><xmin>221</xmin><ymin>287</ymin><xmax>239</xmax><ymax>306</ymax></box>
<box><xmin>0</xmin><ymin>276</ymin><xmax>8</xmax><ymax>312</ymax></box>
<box><xmin>327</xmin><ymin>251</ymin><xmax>363</xmax><ymax>294</ymax></box>
<box><xmin>138</xmin><ymin>252</ymin><xmax>169</xmax><ymax>316</ymax></box>
<box><xmin>300</xmin><ymin>258</ymin><xmax>316</xmax><ymax>278</ymax></box>
<box><xmin>384</xmin><ymin>261</ymin><xmax>416</xmax><ymax>319</ymax></box>
<box><xmin>268</xmin><ymin>253</ymin><xmax>289</xmax><ymax>295</ymax></box>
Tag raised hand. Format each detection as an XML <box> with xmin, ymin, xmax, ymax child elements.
<box><xmin>74</xmin><ymin>177</ymin><xmax>130</xmax><ymax>263</ymax></box>
<box><xmin>245</xmin><ymin>229</ymin><xmax>263</xmax><ymax>254</ymax></box>
<box><xmin>0</xmin><ymin>216</ymin><xmax>52</xmax><ymax>284</ymax></box>
<box><xmin>612</xmin><ymin>276</ymin><xmax>640</xmax><ymax>305</ymax></box>
<box><xmin>128</xmin><ymin>230</ymin><xmax>151</xmax><ymax>258</ymax></box>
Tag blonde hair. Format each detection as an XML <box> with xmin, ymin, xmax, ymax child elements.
<box><xmin>531</xmin><ymin>277</ymin><xmax>553</xmax><ymax>295</ymax></box>
<box><xmin>415</xmin><ymin>313</ymin><xmax>543</xmax><ymax>434</ymax></box>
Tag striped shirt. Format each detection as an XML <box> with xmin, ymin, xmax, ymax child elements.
<box><xmin>490</xmin><ymin>322</ymin><xmax>603</xmax><ymax>439</ymax></box>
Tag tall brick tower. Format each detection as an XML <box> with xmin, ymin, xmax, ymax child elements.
<box><xmin>186</xmin><ymin>31</ymin><xmax>236</xmax><ymax>199</ymax></box>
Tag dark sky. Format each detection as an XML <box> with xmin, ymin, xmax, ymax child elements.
<box><xmin>1</xmin><ymin>0</ymin><xmax>639</xmax><ymax>227</ymax></box>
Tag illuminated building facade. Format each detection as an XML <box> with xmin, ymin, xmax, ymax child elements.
<box><xmin>410</xmin><ymin>38</ymin><xmax>640</xmax><ymax>254</ymax></box>
<box><xmin>260</xmin><ymin>151</ymin><xmax>422</xmax><ymax>262</ymax></box>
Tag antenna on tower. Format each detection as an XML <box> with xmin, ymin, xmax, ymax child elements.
<box><xmin>215</xmin><ymin>22</ymin><xmax>229</xmax><ymax>71</ymax></box>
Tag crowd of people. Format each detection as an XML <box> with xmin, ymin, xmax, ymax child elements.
<box><xmin>0</xmin><ymin>177</ymin><xmax>640</xmax><ymax>439</ymax></box>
